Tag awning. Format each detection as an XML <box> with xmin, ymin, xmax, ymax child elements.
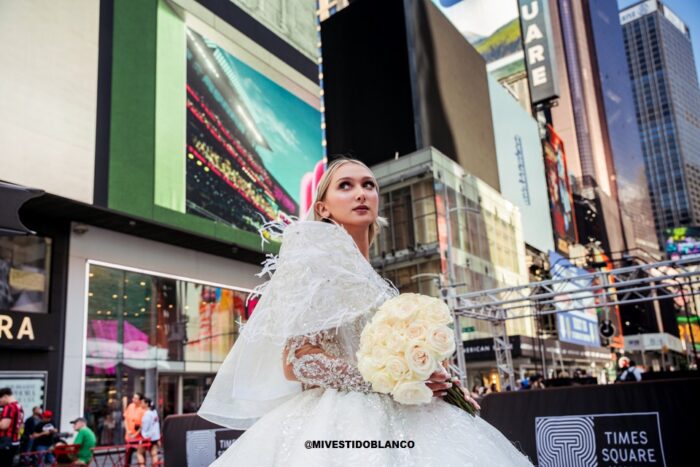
<box><xmin>0</xmin><ymin>181</ymin><xmax>44</xmax><ymax>235</ymax></box>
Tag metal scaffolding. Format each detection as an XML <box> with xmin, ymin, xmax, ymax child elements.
<box><xmin>448</xmin><ymin>256</ymin><xmax>700</xmax><ymax>389</ymax></box>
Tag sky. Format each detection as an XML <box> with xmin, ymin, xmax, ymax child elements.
<box><xmin>618</xmin><ymin>0</ymin><xmax>700</xmax><ymax>82</ymax></box>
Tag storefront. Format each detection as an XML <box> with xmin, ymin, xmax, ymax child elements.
<box><xmin>61</xmin><ymin>224</ymin><xmax>261</xmax><ymax>441</ymax></box>
<box><xmin>0</xmin><ymin>207</ymin><xmax>71</xmax><ymax>422</ymax></box>
<box><xmin>463</xmin><ymin>335</ymin><xmax>613</xmax><ymax>389</ymax></box>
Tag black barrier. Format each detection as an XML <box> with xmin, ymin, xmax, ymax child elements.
<box><xmin>480</xmin><ymin>378</ymin><xmax>700</xmax><ymax>466</ymax></box>
<box><xmin>162</xmin><ymin>414</ymin><xmax>244</xmax><ymax>467</ymax></box>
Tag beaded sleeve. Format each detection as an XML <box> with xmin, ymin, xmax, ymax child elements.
<box><xmin>284</xmin><ymin>332</ymin><xmax>371</xmax><ymax>393</ymax></box>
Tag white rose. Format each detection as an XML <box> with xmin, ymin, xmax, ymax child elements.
<box><xmin>370</xmin><ymin>345</ymin><xmax>391</xmax><ymax>363</ymax></box>
<box><xmin>379</xmin><ymin>294</ymin><xmax>421</xmax><ymax>321</ymax></box>
<box><xmin>356</xmin><ymin>354</ymin><xmax>382</xmax><ymax>380</ymax></box>
<box><xmin>369</xmin><ymin>324</ymin><xmax>394</xmax><ymax>348</ymax></box>
<box><xmin>405</xmin><ymin>341</ymin><xmax>438</xmax><ymax>379</ymax></box>
<box><xmin>384</xmin><ymin>356</ymin><xmax>410</xmax><ymax>382</ymax></box>
<box><xmin>406</xmin><ymin>320</ymin><xmax>429</xmax><ymax>341</ymax></box>
<box><xmin>369</xmin><ymin>370</ymin><xmax>397</xmax><ymax>394</ymax></box>
<box><xmin>385</xmin><ymin>329</ymin><xmax>409</xmax><ymax>353</ymax></box>
<box><xmin>425</xmin><ymin>325</ymin><xmax>456</xmax><ymax>358</ymax></box>
<box><xmin>419</xmin><ymin>299</ymin><xmax>452</xmax><ymax>326</ymax></box>
<box><xmin>392</xmin><ymin>381</ymin><xmax>433</xmax><ymax>405</ymax></box>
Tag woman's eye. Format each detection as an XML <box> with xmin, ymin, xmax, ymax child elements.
<box><xmin>339</xmin><ymin>181</ymin><xmax>351</xmax><ymax>189</ymax></box>
<box><xmin>364</xmin><ymin>181</ymin><xmax>376</xmax><ymax>189</ymax></box>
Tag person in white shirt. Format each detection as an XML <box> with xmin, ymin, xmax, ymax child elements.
<box><xmin>138</xmin><ymin>398</ymin><xmax>160</xmax><ymax>464</ymax></box>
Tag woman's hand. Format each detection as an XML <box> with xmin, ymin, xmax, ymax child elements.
<box><xmin>452</xmin><ymin>378</ymin><xmax>481</xmax><ymax>411</ymax></box>
<box><xmin>426</xmin><ymin>368</ymin><xmax>452</xmax><ymax>397</ymax></box>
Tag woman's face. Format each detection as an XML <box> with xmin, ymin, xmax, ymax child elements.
<box><xmin>316</xmin><ymin>163</ymin><xmax>379</xmax><ymax>230</ymax></box>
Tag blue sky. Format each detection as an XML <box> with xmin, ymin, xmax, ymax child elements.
<box><xmin>618</xmin><ymin>0</ymin><xmax>700</xmax><ymax>82</ymax></box>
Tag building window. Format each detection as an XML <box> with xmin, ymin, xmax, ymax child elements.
<box><xmin>83</xmin><ymin>264</ymin><xmax>250</xmax><ymax>445</ymax></box>
<box><xmin>0</xmin><ymin>236</ymin><xmax>51</xmax><ymax>313</ymax></box>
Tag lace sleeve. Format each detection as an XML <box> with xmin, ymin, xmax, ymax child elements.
<box><xmin>284</xmin><ymin>332</ymin><xmax>371</xmax><ymax>393</ymax></box>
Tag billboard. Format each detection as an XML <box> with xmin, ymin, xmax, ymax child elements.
<box><xmin>488</xmin><ymin>75</ymin><xmax>553</xmax><ymax>252</ymax></box>
<box><xmin>549</xmin><ymin>252</ymin><xmax>601</xmax><ymax>348</ymax></box>
<box><xmin>518</xmin><ymin>0</ymin><xmax>559</xmax><ymax>104</ymax></box>
<box><xmin>665</xmin><ymin>226</ymin><xmax>700</xmax><ymax>259</ymax></box>
<box><xmin>543</xmin><ymin>125</ymin><xmax>577</xmax><ymax>254</ymax></box>
<box><xmin>432</xmin><ymin>0</ymin><xmax>525</xmax><ymax>80</ymax></box>
<box><xmin>185</xmin><ymin>28</ymin><xmax>322</xmax><ymax>234</ymax></box>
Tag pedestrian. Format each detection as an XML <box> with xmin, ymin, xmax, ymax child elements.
<box><xmin>123</xmin><ymin>393</ymin><xmax>145</xmax><ymax>466</ymax></box>
<box><xmin>21</xmin><ymin>407</ymin><xmax>42</xmax><ymax>454</ymax></box>
<box><xmin>30</xmin><ymin>409</ymin><xmax>57</xmax><ymax>464</ymax></box>
<box><xmin>138</xmin><ymin>398</ymin><xmax>161</xmax><ymax>465</ymax></box>
<box><xmin>617</xmin><ymin>360</ymin><xmax>643</xmax><ymax>382</ymax></box>
<box><xmin>122</xmin><ymin>393</ymin><xmax>145</xmax><ymax>443</ymax></box>
<box><xmin>0</xmin><ymin>387</ymin><xmax>24</xmax><ymax>467</ymax></box>
<box><xmin>100</xmin><ymin>413</ymin><xmax>116</xmax><ymax>446</ymax></box>
<box><xmin>70</xmin><ymin>417</ymin><xmax>96</xmax><ymax>466</ymax></box>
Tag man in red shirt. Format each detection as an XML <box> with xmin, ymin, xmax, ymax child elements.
<box><xmin>0</xmin><ymin>387</ymin><xmax>24</xmax><ymax>466</ymax></box>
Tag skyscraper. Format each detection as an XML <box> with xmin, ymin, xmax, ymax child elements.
<box><xmin>548</xmin><ymin>0</ymin><xmax>627</xmax><ymax>255</ymax></box>
<box><xmin>584</xmin><ymin>0</ymin><xmax>658</xmax><ymax>253</ymax></box>
<box><xmin>621</xmin><ymin>0</ymin><xmax>700</xmax><ymax>241</ymax></box>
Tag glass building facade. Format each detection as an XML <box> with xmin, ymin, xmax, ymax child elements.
<box><xmin>370</xmin><ymin>148</ymin><xmax>533</xmax><ymax>388</ymax></box>
<box><xmin>370</xmin><ymin>148</ymin><xmax>531</xmax><ymax>341</ymax></box>
<box><xmin>585</xmin><ymin>0</ymin><xmax>658</xmax><ymax>252</ymax></box>
<box><xmin>84</xmin><ymin>263</ymin><xmax>250</xmax><ymax>445</ymax></box>
<box><xmin>621</xmin><ymin>1</ymin><xmax>700</xmax><ymax>242</ymax></box>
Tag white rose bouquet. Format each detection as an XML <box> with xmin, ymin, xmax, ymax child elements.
<box><xmin>356</xmin><ymin>293</ymin><xmax>476</xmax><ymax>415</ymax></box>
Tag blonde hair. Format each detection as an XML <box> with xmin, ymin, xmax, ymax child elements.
<box><xmin>313</xmin><ymin>158</ymin><xmax>387</xmax><ymax>245</ymax></box>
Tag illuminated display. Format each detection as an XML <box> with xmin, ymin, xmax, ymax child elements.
<box><xmin>185</xmin><ymin>28</ymin><xmax>322</xmax><ymax>233</ymax></box>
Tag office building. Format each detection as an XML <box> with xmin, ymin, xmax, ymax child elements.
<box><xmin>621</xmin><ymin>0</ymin><xmax>700</xmax><ymax>241</ymax></box>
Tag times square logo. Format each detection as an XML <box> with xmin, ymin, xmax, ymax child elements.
<box><xmin>535</xmin><ymin>413</ymin><xmax>666</xmax><ymax>467</ymax></box>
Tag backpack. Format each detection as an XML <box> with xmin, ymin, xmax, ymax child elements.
<box><xmin>622</xmin><ymin>368</ymin><xmax>637</xmax><ymax>382</ymax></box>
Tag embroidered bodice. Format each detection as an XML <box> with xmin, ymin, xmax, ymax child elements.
<box><xmin>284</xmin><ymin>315</ymin><xmax>372</xmax><ymax>393</ymax></box>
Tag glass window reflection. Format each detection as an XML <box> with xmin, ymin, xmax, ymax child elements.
<box><xmin>84</xmin><ymin>264</ymin><xmax>250</xmax><ymax>445</ymax></box>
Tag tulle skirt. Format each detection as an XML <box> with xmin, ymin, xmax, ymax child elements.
<box><xmin>211</xmin><ymin>388</ymin><xmax>532</xmax><ymax>466</ymax></box>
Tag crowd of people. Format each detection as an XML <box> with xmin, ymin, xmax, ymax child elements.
<box><xmin>0</xmin><ymin>387</ymin><xmax>162</xmax><ymax>466</ymax></box>
<box><xmin>468</xmin><ymin>363</ymin><xmax>645</xmax><ymax>396</ymax></box>
<box><xmin>7</xmin><ymin>394</ymin><xmax>97</xmax><ymax>466</ymax></box>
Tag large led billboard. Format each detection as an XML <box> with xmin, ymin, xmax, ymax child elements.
<box><xmin>665</xmin><ymin>226</ymin><xmax>700</xmax><ymax>259</ymax></box>
<box><xmin>107</xmin><ymin>0</ymin><xmax>322</xmax><ymax>251</ymax></box>
<box><xmin>183</xmin><ymin>28</ymin><xmax>322</xmax><ymax>234</ymax></box>
<box><xmin>488</xmin><ymin>75</ymin><xmax>553</xmax><ymax>253</ymax></box>
<box><xmin>549</xmin><ymin>252</ymin><xmax>601</xmax><ymax>348</ymax></box>
<box><xmin>432</xmin><ymin>0</ymin><xmax>525</xmax><ymax>80</ymax></box>
<box><xmin>543</xmin><ymin>125</ymin><xmax>577</xmax><ymax>255</ymax></box>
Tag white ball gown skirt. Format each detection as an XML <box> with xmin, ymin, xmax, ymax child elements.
<box><xmin>211</xmin><ymin>388</ymin><xmax>532</xmax><ymax>466</ymax></box>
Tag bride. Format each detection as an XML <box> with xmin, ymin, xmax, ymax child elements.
<box><xmin>199</xmin><ymin>158</ymin><xmax>532</xmax><ymax>466</ymax></box>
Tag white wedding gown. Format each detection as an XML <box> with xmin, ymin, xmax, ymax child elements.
<box><xmin>200</xmin><ymin>221</ymin><xmax>532</xmax><ymax>466</ymax></box>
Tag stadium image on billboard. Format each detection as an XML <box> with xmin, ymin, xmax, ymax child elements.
<box><xmin>665</xmin><ymin>226</ymin><xmax>700</xmax><ymax>259</ymax></box>
<box><xmin>185</xmin><ymin>28</ymin><xmax>322</xmax><ymax>234</ymax></box>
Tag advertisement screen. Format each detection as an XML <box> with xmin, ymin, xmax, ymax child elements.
<box><xmin>432</xmin><ymin>0</ymin><xmax>525</xmax><ymax>80</ymax></box>
<box><xmin>186</xmin><ymin>28</ymin><xmax>322</xmax><ymax>234</ymax></box>
<box><xmin>549</xmin><ymin>252</ymin><xmax>601</xmax><ymax>348</ymax></box>
<box><xmin>489</xmin><ymin>76</ymin><xmax>553</xmax><ymax>252</ymax></box>
<box><xmin>665</xmin><ymin>226</ymin><xmax>700</xmax><ymax>259</ymax></box>
<box><xmin>543</xmin><ymin>125</ymin><xmax>577</xmax><ymax>254</ymax></box>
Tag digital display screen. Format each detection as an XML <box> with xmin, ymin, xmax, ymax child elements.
<box><xmin>665</xmin><ymin>226</ymin><xmax>700</xmax><ymax>259</ymax></box>
<box><xmin>185</xmin><ymin>28</ymin><xmax>322</xmax><ymax>233</ymax></box>
<box><xmin>543</xmin><ymin>125</ymin><xmax>577</xmax><ymax>254</ymax></box>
